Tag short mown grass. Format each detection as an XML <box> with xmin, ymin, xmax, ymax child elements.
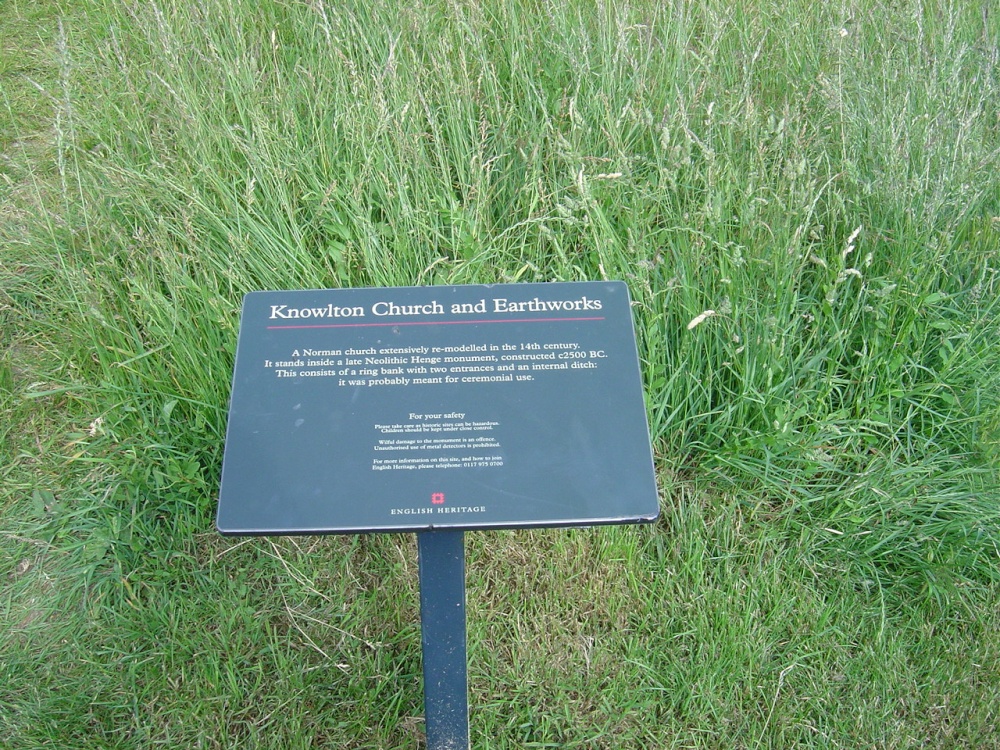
<box><xmin>3</xmin><ymin>0</ymin><xmax>999</xmax><ymax>747</ymax></box>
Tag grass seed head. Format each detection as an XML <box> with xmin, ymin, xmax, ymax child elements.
<box><xmin>687</xmin><ymin>310</ymin><xmax>716</xmax><ymax>330</ymax></box>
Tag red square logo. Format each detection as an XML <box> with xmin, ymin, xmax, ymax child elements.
<box><xmin>431</xmin><ymin>492</ymin><xmax>445</xmax><ymax>505</ymax></box>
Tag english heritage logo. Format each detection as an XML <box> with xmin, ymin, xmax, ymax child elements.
<box><xmin>431</xmin><ymin>492</ymin><xmax>445</xmax><ymax>505</ymax></box>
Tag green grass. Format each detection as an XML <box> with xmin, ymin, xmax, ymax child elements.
<box><xmin>2</xmin><ymin>0</ymin><xmax>999</xmax><ymax>747</ymax></box>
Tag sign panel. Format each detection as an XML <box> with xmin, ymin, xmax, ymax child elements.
<box><xmin>217</xmin><ymin>281</ymin><xmax>658</xmax><ymax>534</ymax></box>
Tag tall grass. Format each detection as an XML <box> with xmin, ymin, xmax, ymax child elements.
<box><xmin>24</xmin><ymin>0</ymin><xmax>996</xmax><ymax>594</ymax></box>
<box><xmin>2</xmin><ymin>0</ymin><xmax>999</xmax><ymax>745</ymax></box>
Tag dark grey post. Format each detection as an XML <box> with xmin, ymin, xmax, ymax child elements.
<box><xmin>417</xmin><ymin>530</ymin><xmax>469</xmax><ymax>749</ymax></box>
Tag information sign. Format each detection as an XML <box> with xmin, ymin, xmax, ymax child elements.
<box><xmin>217</xmin><ymin>281</ymin><xmax>658</xmax><ymax>535</ymax></box>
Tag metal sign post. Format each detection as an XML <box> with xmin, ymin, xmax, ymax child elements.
<box><xmin>417</xmin><ymin>530</ymin><xmax>469</xmax><ymax>749</ymax></box>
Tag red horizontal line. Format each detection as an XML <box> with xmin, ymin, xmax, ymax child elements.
<box><xmin>266</xmin><ymin>316</ymin><xmax>605</xmax><ymax>330</ymax></box>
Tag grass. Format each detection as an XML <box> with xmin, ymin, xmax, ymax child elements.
<box><xmin>2</xmin><ymin>0</ymin><xmax>999</xmax><ymax>747</ymax></box>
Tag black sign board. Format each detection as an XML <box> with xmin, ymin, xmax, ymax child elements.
<box><xmin>217</xmin><ymin>281</ymin><xmax>658</xmax><ymax>535</ymax></box>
